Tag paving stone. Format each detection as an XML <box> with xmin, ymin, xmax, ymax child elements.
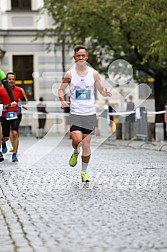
<box><xmin>0</xmin><ymin>136</ymin><xmax>167</xmax><ymax>251</ymax></box>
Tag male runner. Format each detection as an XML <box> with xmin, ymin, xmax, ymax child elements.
<box><xmin>0</xmin><ymin>72</ymin><xmax>26</xmax><ymax>162</ymax></box>
<box><xmin>6</xmin><ymin>73</ymin><xmax>28</xmax><ymax>153</ymax></box>
<box><xmin>58</xmin><ymin>45</ymin><xmax>112</xmax><ymax>182</ymax></box>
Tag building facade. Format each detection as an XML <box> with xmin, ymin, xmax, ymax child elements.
<box><xmin>0</xmin><ymin>0</ymin><xmax>72</xmax><ymax>103</ymax></box>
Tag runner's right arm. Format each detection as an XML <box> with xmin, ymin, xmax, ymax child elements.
<box><xmin>58</xmin><ymin>71</ymin><xmax>71</xmax><ymax>108</ymax></box>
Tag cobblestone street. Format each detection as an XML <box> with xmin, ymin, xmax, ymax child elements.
<box><xmin>0</xmin><ymin>135</ymin><xmax>167</xmax><ymax>252</ymax></box>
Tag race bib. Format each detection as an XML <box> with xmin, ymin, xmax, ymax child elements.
<box><xmin>75</xmin><ymin>90</ymin><xmax>91</xmax><ymax>100</ymax></box>
<box><xmin>6</xmin><ymin>112</ymin><xmax>18</xmax><ymax>120</ymax></box>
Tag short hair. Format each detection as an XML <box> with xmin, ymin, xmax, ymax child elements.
<box><xmin>39</xmin><ymin>97</ymin><xmax>44</xmax><ymax>101</ymax></box>
<box><xmin>74</xmin><ymin>45</ymin><xmax>87</xmax><ymax>54</ymax></box>
<box><xmin>6</xmin><ymin>72</ymin><xmax>16</xmax><ymax>79</ymax></box>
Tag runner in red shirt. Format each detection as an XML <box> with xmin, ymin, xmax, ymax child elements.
<box><xmin>0</xmin><ymin>72</ymin><xmax>26</xmax><ymax>162</ymax></box>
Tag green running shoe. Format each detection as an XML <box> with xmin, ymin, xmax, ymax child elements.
<box><xmin>69</xmin><ymin>152</ymin><xmax>79</xmax><ymax>167</ymax></box>
<box><xmin>81</xmin><ymin>172</ymin><xmax>90</xmax><ymax>183</ymax></box>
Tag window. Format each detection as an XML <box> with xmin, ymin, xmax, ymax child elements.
<box><xmin>11</xmin><ymin>0</ymin><xmax>31</xmax><ymax>10</ymax></box>
<box><xmin>13</xmin><ymin>55</ymin><xmax>34</xmax><ymax>101</ymax></box>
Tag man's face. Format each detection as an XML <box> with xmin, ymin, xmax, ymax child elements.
<box><xmin>73</xmin><ymin>49</ymin><xmax>88</xmax><ymax>65</ymax></box>
<box><xmin>7</xmin><ymin>74</ymin><xmax>16</xmax><ymax>88</ymax></box>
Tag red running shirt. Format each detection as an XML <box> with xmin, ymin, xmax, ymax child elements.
<box><xmin>0</xmin><ymin>85</ymin><xmax>24</xmax><ymax>117</ymax></box>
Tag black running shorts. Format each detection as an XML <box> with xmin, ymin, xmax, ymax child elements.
<box><xmin>1</xmin><ymin>117</ymin><xmax>20</xmax><ymax>137</ymax></box>
<box><xmin>69</xmin><ymin>113</ymin><xmax>96</xmax><ymax>134</ymax></box>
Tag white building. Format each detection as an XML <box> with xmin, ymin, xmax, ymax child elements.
<box><xmin>0</xmin><ymin>0</ymin><xmax>72</xmax><ymax>104</ymax></box>
<box><xmin>0</xmin><ymin>0</ymin><xmax>155</xmax><ymax>135</ymax></box>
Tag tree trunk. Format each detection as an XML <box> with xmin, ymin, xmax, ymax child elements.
<box><xmin>153</xmin><ymin>73</ymin><xmax>166</xmax><ymax>123</ymax></box>
<box><xmin>62</xmin><ymin>40</ymin><xmax>66</xmax><ymax>73</ymax></box>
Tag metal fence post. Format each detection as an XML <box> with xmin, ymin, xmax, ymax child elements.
<box><xmin>159</xmin><ymin>105</ymin><xmax>167</xmax><ymax>150</ymax></box>
<box><xmin>136</xmin><ymin>107</ymin><xmax>148</xmax><ymax>138</ymax></box>
<box><xmin>127</xmin><ymin>107</ymin><xmax>154</xmax><ymax>147</ymax></box>
<box><xmin>98</xmin><ymin>109</ymin><xmax>109</xmax><ymax>137</ymax></box>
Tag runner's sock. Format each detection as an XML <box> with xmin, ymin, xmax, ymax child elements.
<box><xmin>74</xmin><ymin>148</ymin><xmax>80</xmax><ymax>154</ymax></box>
<box><xmin>82</xmin><ymin>162</ymin><xmax>88</xmax><ymax>172</ymax></box>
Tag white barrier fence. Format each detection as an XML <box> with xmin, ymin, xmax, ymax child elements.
<box><xmin>108</xmin><ymin>108</ymin><xmax>166</xmax><ymax>143</ymax></box>
<box><xmin>21</xmin><ymin>111</ymin><xmax>67</xmax><ymax>136</ymax></box>
<box><xmin>21</xmin><ymin>107</ymin><xmax>167</xmax><ymax>143</ymax></box>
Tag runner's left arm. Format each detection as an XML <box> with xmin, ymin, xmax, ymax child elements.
<box><xmin>94</xmin><ymin>70</ymin><xmax>112</xmax><ymax>97</ymax></box>
<box><xmin>20</xmin><ymin>87</ymin><xmax>28</xmax><ymax>103</ymax></box>
<box><xmin>19</xmin><ymin>87</ymin><xmax>28</xmax><ymax>107</ymax></box>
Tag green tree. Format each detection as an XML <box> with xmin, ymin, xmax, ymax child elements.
<box><xmin>42</xmin><ymin>0</ymin><xmax>167</xmax><ymax>122</ymax></box>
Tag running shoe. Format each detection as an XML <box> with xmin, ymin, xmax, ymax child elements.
<box><xmin>81</xmin><ymin>171</ymin><xmax>90</xmax><ymax>183</ymax></box>
<box><xmin>69</xmin><ymin>152</ymin><xmax>79</xmax><ymax>167</ymax></box>
<box><xmin>0</xmin><ymin>151</ymin><xmax>4</xmax><ymax>162</ymax></box>
<box><xmin>12</xmin><ymin>154</ymin><xmax>18</xmax><ymax>162</ymax></box>
<box><xmin>9</xmin><ymin>146</ymin><xmax>14</xmax><ymax>152</ymax></box>
<box><xmin>2</xmin><ymin>142</ymin><xmax>7</xmax><ymax>154</ymax></box>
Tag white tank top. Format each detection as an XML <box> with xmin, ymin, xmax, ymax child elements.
<box><xmin>70</xmin><ymin>66</ymin><xmax>96</xmax><ymax>115</ymax></box>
